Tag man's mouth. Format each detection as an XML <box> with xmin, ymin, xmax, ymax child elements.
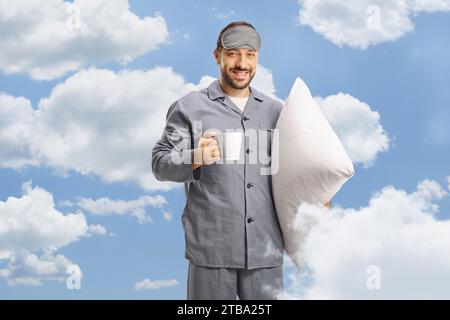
<box><xmin>231</xmin><ymin>70</ymin><xmax>249</xmax><ymax>80</ymax></box>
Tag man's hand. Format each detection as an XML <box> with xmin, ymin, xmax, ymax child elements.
<box><xmin>325</xmin><ymin>201</ymin><xmax>331</xmax><ymax>209</ymax></box>
<box><xmin>192</xmin><ymin>131</ymin><xmax>221</xmax><ymax>170</ymax></box>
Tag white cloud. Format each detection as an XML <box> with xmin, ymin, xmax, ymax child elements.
<box><xmin>75</xmin><ymin>195</ymin><xmax>167</xmax><ymax>224</ymax></box>
<box><xmin>209</xmin><ymin>7</ymin><xmax>237</xmax><ymax>20</ymax></box>
<box><xmin>409</xmin><ymin>0</ymin><xmax>450</xmax><ymax>12</ymax></box>
<box><xmin>0</xmin><ymin>250</ymin><xmax>77</xmax><ymax>286</ymax></box>
<box><xmin>215</xmin><ymin>10</ymin><xmax>237</xmax><ymax>20</ymax></box>
<box><xmin>133</xmin><ymin>278</ymin><xmax>178</xmax><ymax>291</ymax></box>
<box><xmin>0</xmin><ymin>93</ymin><xmax>38</xmax><ymax>170</ymax></box>
<box><xmin>87</xmin><ymin>224</ymin><xmax>108</xmax><ymax>236</ymax></box>
<box><xmin>297</xmin><ymin>0</ymin><xmax>450</xmax><ymax>49</ymax></box>
<box><xmin>316</xmin><ymin>93</ymin><xmax>390</xmax><ymax>167</ymax></box>
<box><xmin>280</xmin><ymin>177</ymin><xmax>450</xmax><ymax>299</ymax></box>
<box><xmin>252</xmin><ymin>65</ymin><xmax>279</xmax><ymax>100</ymax></box>
<box><xmin>0</xmin><ymin>181</ymin><xmax>103</xmax><ymax>286</ymax></box>
<box><xmin>0</xmin><ymin>181</ymin><xmax>89</xmax><ymax>259</ymax></box>
<box><xmin>0</xmin><ymin>0</ymin><xmax>169</xmax><ymax>80</ymax></box>
<box><xmin>163</xmin><ymin>211</ymin><xmax>173</xmax><ymax>221</ymax></box>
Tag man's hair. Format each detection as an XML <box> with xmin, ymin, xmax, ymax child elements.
<box><xmin>216</xmin><ymin>21</ymin><xmax>257</xmax><ymax>51</ymax></box>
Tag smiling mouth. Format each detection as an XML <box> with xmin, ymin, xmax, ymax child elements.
<box><xmin>231</xmin><ymin>70</ymin><xmax>249</xmax><ymax>80</ymax></box>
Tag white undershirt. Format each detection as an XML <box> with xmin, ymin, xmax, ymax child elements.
<box><xmin>226</xmin><ymin>94</ymin><xmax>249</xmax><ymax>112</ymax></box>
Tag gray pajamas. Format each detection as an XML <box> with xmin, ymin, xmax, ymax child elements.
<box><xmin>152</xmin><ymin>80</ymin><xmax>284</xmax><ymax>299</ymax></box>
<box><xmin>187</xmin><ymin>261</ymin><xmax>283</xmax><ymax>300</ymax></box>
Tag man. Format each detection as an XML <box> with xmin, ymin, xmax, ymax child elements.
<box><xmin>152</xmin><ymin>21</ymin><xmax>330</xmax><ymax>300</ymax></box>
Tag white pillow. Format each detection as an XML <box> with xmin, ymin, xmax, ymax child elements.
<box><xmin>271</xmin><ymin>77</ymin><xmax>355</xmax><ymax>271</ymax></box>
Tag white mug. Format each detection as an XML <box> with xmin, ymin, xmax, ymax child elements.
<box><xmin>222</xmin><ymin>131</ymin><xmax>243</xmax><ymax>161</ymax></box>
<box><xmin>206</xmin><ymin>130</ymin><xmax>243</xmax><ymax>163</ymax></box>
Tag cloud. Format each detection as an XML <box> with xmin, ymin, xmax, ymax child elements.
<box><xmin>409</xmin><ymin>0</ymin><xmax>450</xmax><ymax>12</ymax></box>
<box><xmin>0</xmin><ymin>0</ymin><xmax>169</xmax><ymax>80</ymax></box>
<box><xmin>251</xmin><ymin>65</ymin><xmax>279</xmax><ymax>100</ymax></box>
<box><xmin>0</xmin><ymin>181</ymin><xmax>104</xmax><ymax>285</ymax></box>
<box><xmin>0</xmin><ymin>181</ymin><xmax>89</xmax><ymax>259</ymax></box>
<box><xmin>133</xmin><ymin>278</ymin><xmax>178</xmax><ymax>291</ymax></box>
<box><xmin>280</xmin><ymin>177</ymin><xmax>450</xmax><ymax>299</ymax></box>
<box><xmin>0</xmin><ymin>250</ymin><xmax>77</xmax><ymax>286</ymax></box>
<box><xmin>73</xmin><ymin>195</ymin><xmax>167</xmax><ymax>224</ymax></box>
<box><xmin>297</xmin><ymin>0</ymin><xmax>450</xmax><ymax>49</ymax></box>
<box><xmin>87</xmin><ymin>224</ymin><xmax>108</xmax><ymax>236</ymax></box>
<box><xmin>316</xmin><ymin>93</ymin><xmax>390</xmax><ymax>167</ymax></box>
<box><xmin>163</xmin><ymin>211</ymin><xmax>173</xmax><ymax>221</ymax></box>
<box><xmin>0</xmin><ymin>93</ymin><xmax>38</xmax><ymax>170</ymax></box>
<box><xmin>211</xmin><ymin>9</ymin><xmax>237</xmax><ymax>20</ymax></box>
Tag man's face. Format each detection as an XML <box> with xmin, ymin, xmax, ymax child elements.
<box><xmin>214</xmin><ymin>47</ymin><xmax>258</xmax><ymax>90</ymax></box>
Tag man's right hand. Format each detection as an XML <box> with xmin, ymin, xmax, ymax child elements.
<box><xmin>192</xmin><ymin>131</ymin><xmax>221</xmax><ymax>170</ymax></box>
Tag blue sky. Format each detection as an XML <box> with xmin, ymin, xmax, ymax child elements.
<box><xmin>1</xmin><ymin>0</ymin><xmax>450</xmax><ymax>299</ymax></box>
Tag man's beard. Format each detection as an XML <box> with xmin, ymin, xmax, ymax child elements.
<box><xmin>222</xmin><ymin>68</ymin><xmax>255</xmax><ymax>90</ymax></box>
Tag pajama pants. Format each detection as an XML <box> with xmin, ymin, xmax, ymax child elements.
<box><xmin>187</xmin><ymin>261</ymin><xmax>283</xmax><ymax>300</ymax></box>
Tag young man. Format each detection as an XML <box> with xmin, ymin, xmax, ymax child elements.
<box><xmin>152</xmin><ymin>21</ymin><xmax>330</xmax><ymax>300</ymax></box>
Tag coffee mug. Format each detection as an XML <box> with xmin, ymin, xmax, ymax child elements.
<box><xmin>206</xmin><ymin>130</ymin><xmax>243</xmax><ymax>162</ymax></box>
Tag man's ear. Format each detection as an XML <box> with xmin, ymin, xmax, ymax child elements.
<box><xmin>213</xmin><ymin>48</ymin><xmax>220</xmax><ymax>65</ymax></box>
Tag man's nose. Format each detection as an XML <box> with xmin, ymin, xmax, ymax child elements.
<box><xmin>235</xmin><ymin>55</ymin><xmax>248</xmax><ymax>69</ymax></box>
